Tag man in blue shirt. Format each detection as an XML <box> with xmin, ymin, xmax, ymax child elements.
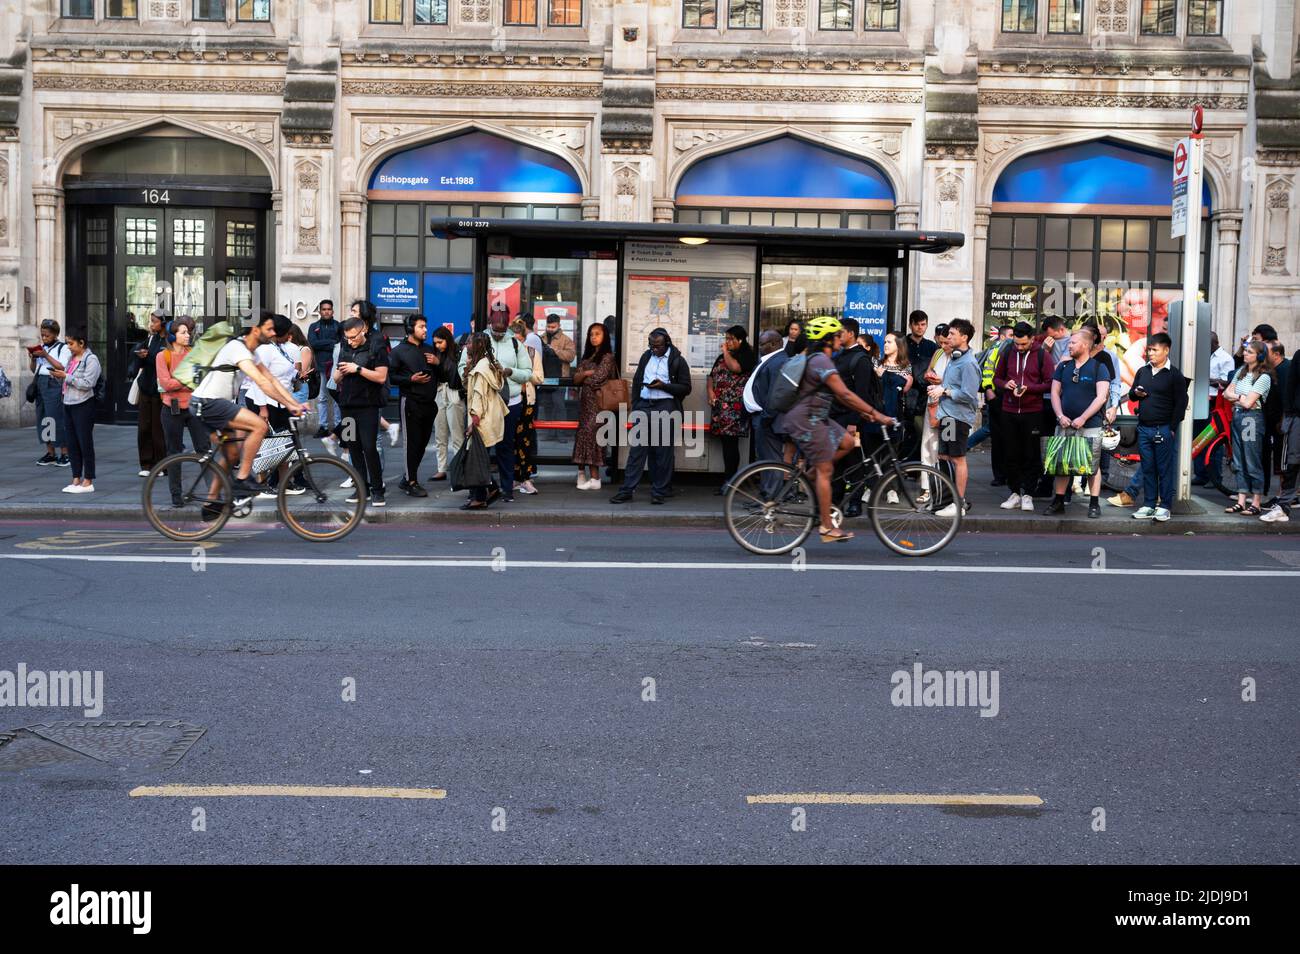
<box><xmin>929</xmin><ymin>319</ymin><xmax>981</xmax><ymax>517</ymax></box>
<box><xmin>1043</xmin><ymin>330</ymin><xmax>1112</xmax><ymax>518</ymax></box>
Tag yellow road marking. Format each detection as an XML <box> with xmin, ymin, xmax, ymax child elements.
<box><xmin>16</xmin><ymin>529</ymin><xmax>257</xmax><ymax>552</ymax></box>
<box><xmin>745</xmin><ymin>793</ymin><xmax>1043</xmax><ymax>806</ymax></box>
<box><xmin>130</xmin><ymin>784</ymin><xmax>446</xmax><ymax>799</ymax></box>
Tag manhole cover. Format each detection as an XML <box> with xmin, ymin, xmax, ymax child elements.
<box><xmin>0</xmin><ymin>720</ymin><xmax>205</xmax><ymax>772</ymax></box>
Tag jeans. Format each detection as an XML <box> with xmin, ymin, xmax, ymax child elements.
<box><xmin>64</xmin><ymin>400</ymin><xmax>96</xmax><ymax>481</ymax></box>
<box><xmin>341</xmin><ymin>405</ymin><xmax>384</xmax><ymax>498</ymax></box>
<box><xmin>161</xmin><ymin>405</ymin><xmax>211</xmax><ymax>503</ymax></box>
<box><xmin>317</xmin><ymin>365</ymin><xmax>341</xmax><ymax>431</ymax></box>
<box><xmin>35</xmin><ymin>375</ymin><xmax>67</xmax><ymax>448</ymax></box>
<box><xmin>753</xmin><ymin>413</ymin><xmax>786</xmax><ymax>497</ymax></box>
<box><xmin>620</xmin><ymin>397</ymin><xmax>676</xmax><ymax>497</ymax></box>
<box><xmin>1138</xmin><ymin>423</ymin><xmax>1176</xmax><ymax>509</ymax></box>
<box><xmin>434</xmin><ymin>384</ymin><xmax>465</xmax><ymax>474</ymax></box>
<box><xmin>1231</xmin><ymin>408</ymin><xmax>1266</xmax><ymax>495</ymax></box>
<box><xmin>495</xmin><ymin>401</ymin><xmax>523</xmax><ymax>497</ymax></box>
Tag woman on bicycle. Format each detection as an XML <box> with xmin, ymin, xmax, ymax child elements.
<box><xmin>781</xmin><ymin>315</ymin><xmax>896</xmax><ymax>543</ymax></box>
<box><xmin>1224</xmin><ymin>341</ymin><xmax>1274</xmax><ymax>515</ymax></box>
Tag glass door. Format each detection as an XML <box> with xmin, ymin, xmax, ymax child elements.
<box><xmin>115</xmin><ymin>207</ymin><xmax>164</xmax><ymax>417</ymax></box>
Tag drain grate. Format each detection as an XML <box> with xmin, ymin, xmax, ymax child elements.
<box><xmin>0</xmin><ymin>720</ymin><xmax>206</xmax><ymax>773</ymax></box>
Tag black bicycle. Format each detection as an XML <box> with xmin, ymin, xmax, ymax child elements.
<box><xmin>723</xmin><ymin>426</ymin><xmax>961</xmax><ymax>557</ymax></box>
<box><xmin>142</xmin><ymin>415</ymin><xmax>364</xmax><ymax>543</ymax></box>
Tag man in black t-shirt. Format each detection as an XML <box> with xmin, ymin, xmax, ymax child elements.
<box><xmin>334</xmin><ymin>317</ymin><xmax>389</xmax><ymax>508</ymax></box>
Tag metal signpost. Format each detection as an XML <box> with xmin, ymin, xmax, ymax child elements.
<box><xmin>1175</xmin><ymin>105</ymin><xmax>1205</xmax><ymax>505</ymax></box>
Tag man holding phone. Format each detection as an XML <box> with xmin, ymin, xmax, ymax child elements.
<box><xmin>992</xmin><ymin>321</ymin><xmax>1055</xmax><ymax>512</ymax></box>
<box><xmin>28</xmin><ymin>319</ymin><xmax>71</xmax><ymax>466</ymax></box>
<box><xmin>610</xmin><ymin>328</ymin><xmax>692</xmax><ymax>505</ymax></box>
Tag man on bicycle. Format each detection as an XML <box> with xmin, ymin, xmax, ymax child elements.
<box><xmin>779</xmin><ymin>316</ymin><xmax>897</xmax><ymax>543</ymax></box>
<box><xmin>190</xmin><ymin>310</ymin><xmax>305</xmax><ymax>499</ymax></box>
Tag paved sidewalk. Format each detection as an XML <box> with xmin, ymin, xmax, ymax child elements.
<box><xmin>0</xmin><ymin>422</ymin><xmax>1293</xmax><ymax>534</ymax></box>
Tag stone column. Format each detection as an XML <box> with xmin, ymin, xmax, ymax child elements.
<box><xmin>894</xmin><ymin>202</ymin><xmax>920</xmax><ymax>231</ymax></box>
<box><xmin>972</xmin><ymin>204</ymin><xmax>991</xmax><ymax>331</ymax></box>
<box><xmin>340</xmin><ymin>191</ymin><xmax>366</xmax><ymax>308</ymax></box>
<box><xmin>652</xmin><ymin>198</ymin><xmax>674</xmax><ymax>223</ymax></box>
<box><xmin>33</xmin><ymin>186</ymin><xmax>61</xmax><ymax>327</ymax></box>
<box><xmin>916</xmin><ymin>148</ymin><xmax>977</xmax><ymax>322</ymax></box>
<box><xmin>1209</xmin><ymin>210</ymin><xmax>1241</xmax><ymax>341</ymax></box>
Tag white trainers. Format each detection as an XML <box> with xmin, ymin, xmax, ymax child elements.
<box><xmin>588</xmin><ymin>479</ymin><xmax>600</xmax><ymax>491</ymax></box>
<box><xmin>1260</xmin><ymin>505</ymin><xmax>1290</xmax><ymax>523</ymax></box>
<box><xmin>138</xmin><ymin>469</ymin><xmax>150</xmax><ymax>477</ymax></box>
<box><xmin>386</xmin><ymin>422</ymin><xmax>401</xmax><ymax>446</ymax></box>
<box><xmin>1133</xmin><ymin>507</ymin><xmax>1157</xmax><ymax>519</ymax></box>
<box><xmin>320</xmin><ymin>435</ymin><xmax>340</xmax><ymax>457</ymax></box>
<box><xmin>886</xmin><ymin>490</ymin><xmax>899</xmax><ymax>505</ymax></box>
<box><xmin>517</xmin><ymin>481</ymin><xmax>538</xmax><ymax>495</ymax></box>
<box><xmin>340</xmin><ymin>476</ymin><xmax>354</xmax><ymax>489</ymax></box>
<box><xmin>1154</xmin><ymin>507</ymin><xmax>1171</xmax><ymax>522</ymax></box>
<box><xmin>999</xmin><ymin>492</ymin><xmax>1022</xmax><ymax>510</ymax></box>
<box><xmin>62</xmin><ymin>483</ymin><xmax>93</xmax><ymax>494</ymax></box>
<box><xmin>577</xmin><ymin>475</ymin><xmax>589</xmax><ymax>489</ymax></box>
<box><xmin>1020</xmin><ymin>495</ymin><xmax>1034</xmax><ymax>511</ymax></box>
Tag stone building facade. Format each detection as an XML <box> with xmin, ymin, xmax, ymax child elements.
<box><xmin>1</xmin><ymin>0</ymin><xmax>1297</xmax><ymax>427</ymax></box>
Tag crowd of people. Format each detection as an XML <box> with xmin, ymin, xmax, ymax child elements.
<box><xmin>15</xmin><ymin>302</ymin><xmax>1298</xmax><ymax>529</ymax></box>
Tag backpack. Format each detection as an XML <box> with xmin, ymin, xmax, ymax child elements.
<box><xmin>174</xmin><ymin>321</ymin><xmax>239</xmax><ymax>391</ymax></box>
<box><xmin>767</xmin><ymin>353</ymin><xmax>808</xmax><ymax>414</ymax></box>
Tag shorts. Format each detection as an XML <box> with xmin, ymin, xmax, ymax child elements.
<box><xmin>191</xmin><ymin>398</ymin><xmax>241</xmax><ymax>433</ymax></box>
<box><xmin>936</xmin><ymin>418</ymin><xmax>971</xmax><ymax>458</ymax></box>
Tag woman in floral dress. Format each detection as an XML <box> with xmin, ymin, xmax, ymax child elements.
<box><xmin>706</xmin><ymin>324</ymin><xmax>757</xmax><ymax>492</ymax></box>
<box><xmin>572</xmin><ymin>323</ymin><xmax>617</xmax><ymax>490</ymax></box>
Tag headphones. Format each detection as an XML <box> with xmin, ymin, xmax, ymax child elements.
<box><xmin>166</xmin><ymin>320</ymin><xmax>178</xmax><ymax>344</ymax></box>
<box><xmin>404</xmin><ymin>313</ymin><xmax>427</xmax><ymax>337</ymax></box>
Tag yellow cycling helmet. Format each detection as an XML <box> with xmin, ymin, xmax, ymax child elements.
<box><xmin>804</xmin><ymin>315</ymin><xmax>844</xmax><ymax>343</ymax></box>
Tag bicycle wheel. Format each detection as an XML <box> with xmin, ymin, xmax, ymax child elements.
<box><xmin>142</xmin><ymin>453</ymin><xmax>232</xmax><ymax>542</ymax></box>
<box><xmin>724</xmin><ymin>462</ymin><xmax>816</xmax><ymax>556</ymax></box>
<box><xmin>278</xmin><ymin>456</ymin><xmax>365</xmax><ymax>542</ymax></box>
<box><xmin>868</xmin><ymin>463</ymin><xmax>961</xmax><ymax>557</ymax></box>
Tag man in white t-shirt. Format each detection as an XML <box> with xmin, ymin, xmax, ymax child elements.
<box><xmin>191</xmin><ymin>311</ymin><xmax>305</xmax><ymax>498</ymax></box>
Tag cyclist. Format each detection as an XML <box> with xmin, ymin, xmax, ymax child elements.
<box><xmin>190</xmin><ymin>310</ymin><xmax>306</xmax><ymax>501</ymax></box>
<box><xmin>780</xmin><ymin>315</ymin><xmax>897</xmax><ymax>543</ymax></box>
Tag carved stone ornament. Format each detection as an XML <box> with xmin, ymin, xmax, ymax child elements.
<box><xmin>773</xmin><ymin>0</ymin><xmax>808</xmax><ymax>29</ymax></box>
<box><xmin>934</xmin><ymin>170</ymin><xmax>963</xmax><ymax>261</ymax></box>
<box><xmin>979</xmin><ymin>91</ymin><xmax>1247</xmax><ymax>110</ymax></box>
<box><xmin>827</xmin><ymin>130</ymin><xmax>903</xmax><ymax>159</ymax></box>
<box><xmin>0</xmin><ymin>155</ymin><xmax>8</xmax><ymax>245</ymax></box>
<box><xmin>360</xmin><ymin>123</ymin><xmax>432</xmax><ymax>149</ymax></box>
<box><xmin>659</xmin><ymin>87</ymin><xmax>923</xmax><ymax>104</ymax></box>
<box><xmin>460</xmin><ymin>0</ymin><xmax>491</xmax><ymax>23</ymax></box>
<box><xmin>1263</xmin><ymin>176</ymin><xmax>1293</xmax><ymax>276</ymax></box>
<box><xmin>296</xmin><ymin>160</ymin><xmax>321</xmax><ymax>254</ymax></box>
<box><xmin>672</xmin><ymin>128</ymin><xmax>742</xmax><ymax>153</ymax></box>
<box><xmin>613</xmin><ymin>164</ymin><xmax>640</xmax><ymax>223</ymax></box>
<box><xmin>210</xmin><ymin>120</ymin><xmax>275</xmax><ymax>146</ymax></box>
<box><xmin>342</xmin><ymin>81</ymin><xmax>601</xmax><ymax>99</ymax></box>
<box><xmin>53</xmin><ymin>116</ymin><xmax>120</xmax><ymax>141</ymax></box>
<box><xmin>35</xmin><ymin>75</ymin><xmax>285</xmax><ymax>95</ymax></box>
<box><xmin>510</xmin><ymin>126</ymin><xmax>586</xmax><ymax>153</ymax></box>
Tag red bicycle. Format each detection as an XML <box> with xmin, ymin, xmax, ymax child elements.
<box><xmin>1191</xmin><ymin>392</ymin><xmax>1235</xmax><ymax>497</ymax></box>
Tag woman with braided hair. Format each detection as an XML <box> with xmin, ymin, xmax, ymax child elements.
<box><xmin>462</xmin><ymin>332</ymin><xmax>507</xmax><ymax>510</ymax></box>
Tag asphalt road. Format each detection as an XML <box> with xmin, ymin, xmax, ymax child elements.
<box><xmin>0</xmin><ymin>518</ymin><xmax>1296</xmax><ymax>864</ymax></box>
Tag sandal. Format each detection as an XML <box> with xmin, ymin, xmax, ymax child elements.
<box><xmin>1244</xmin><ymin>505</ymin><xmax>1262</xmax><ymax>516</ymax></box>
<box><xmin>460</xmin><ymin>501</ymin><xmax>487</xmax><ymax>510</ymax></box>
<box><xmin>819</xmin><ymin>527</ymin><xmax>854</xmax><ymax>543</ymax></box>
<box><xmin>1224</xmin><ymin>503</ymin><xmax>1247</xmax><ymax>513</ymax></box>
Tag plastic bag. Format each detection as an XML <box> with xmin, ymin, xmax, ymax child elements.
<box><xmin>1041</xmin><ymin>432</ymin><xmax>1099</xmax><ymax>477</ymax></box>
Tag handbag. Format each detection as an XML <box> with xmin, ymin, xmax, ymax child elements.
<box><xmin>25</xmin><ymin>378</ymin><xmax>38</xmax><ymax>403</ymax></box>
<box><xmin>598</xmin><ymin>376</ymin><xmax>630</xmax><ymax>414</ymax></box>
<box><xmin>126</xmin><ymin>371</ymin><xmax>141</xmax><ymax>406</ymax></box>
<box><xmin>1041</xmin><ymin>430</ymin><xmax>1100</xmax><ymax>477</ymax></box>
<box><xmin>449</xmin><ymin>430</ymin><xmax>493</xmax><ymax>491</ymax></box>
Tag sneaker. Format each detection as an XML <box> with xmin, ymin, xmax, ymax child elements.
<box><xmin>517</xmin><ymin>481</ymin><xmax>539</xmax><ymax>495</ymax></box>
<box><xmin>138</xmin><ymin>469</ymin><xmax>150</xmax><ymax>477</ymax></box>
<box><xmin>1154</xmin><ymin>507</ymin><xmax>1171</xmax><ymax>522</ymax></box>
<box><xmin>256</xmin><ymin>490</ymin><xmax>277</xmax><ymax>500</ymax></box>
<box><xmin>231</xmin><ymin>477</ymin><xmax>263</xmax><ymax>497</ymax></box>
<box><xmin>999</xmin><ymin>492</ymin><xmax>1022</xmax><ymax>510</ymax></box>
<box><xmin>886</xmin><ymin>490</ymin><xmax>899</xmax><ymax>505</ymax></box>
<box><xmin>320</xmin><ymin>436</ymin><xmax>340</xmax><ymax>458</ymax></box>
<box><xmin>386</xmin><ymin>422</ymin><xmax>400</xmax><ymax>446</ymax></box>
<box><xmin>1107</xmin><ymin>492</ymin><xmax>1135</xmax><ymax>508</ymax></box>
<box><xmin>283</xmin><ymin>484</ymin><xmax>307</xmax><ymax>496</ymax></box>
<box><xmin>1260</xmin><ymin>505</ymin><xmax>1290</xmax><ymax>523</ymax></box>
<box><xmin>1133</xmin><ymin>507</ymin><xmax>1157</xmax><ymax>520</ymax></box>
<box><xmin>72</xmin><ymin>483</ymin><xmax>94</xmax><ymax>494</ymax></box>
<box><xmin>56</xmin><ymin>455</ymin><xmax>70</xmax><ymax>467</ymax></box>
<box><xmin>1088</xmin><ymin>501</ymin><xmax>1101</xmax><ymax>518</ymax></box>
<box><xmin>60</xmin><ymin>483</ymin><xmax>79</xmax><ymax>493</ymax></box>
<box><xmin>936</xmin><ymin>501</ymin><xmax>963</xmax><ymax>517</ymax></box>
<box><xmin>36</xmin><ymin>453</ymin><xmax>56</xmax><ymax>466</ymax></box>
<box><xmin>1042</xmin><ymin>499</ymin><xmax>1066</xmax><ymax>515</ymax></box>
<box><xmin>610</xmin><ymin>491</ymin><xmax>633</xmax><ymax>504</ymax></box>
<box><xmin>1020</xmin><ymin>495</ymin><xmax>1034</xmax><ymax>512</ymax></box>
<box><xmin>340</xmin><ymin>476</ymin><xmax>354</xmax><ymax>489</ymax></box>
<box><xmin>345</xmin><ymin>493</ymin><xmax>361</xmax><ymax>504</ymax></box>
<box><xmin>370</xmin><ymin>493</ymin><xmax>386</xmax><ymax>507</ymax></box>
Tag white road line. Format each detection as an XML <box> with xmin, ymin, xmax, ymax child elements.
<box><xmin>2</xmin><ymin>552</ymin><xmax>1298</xmax><ymax>577</ymax></box>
